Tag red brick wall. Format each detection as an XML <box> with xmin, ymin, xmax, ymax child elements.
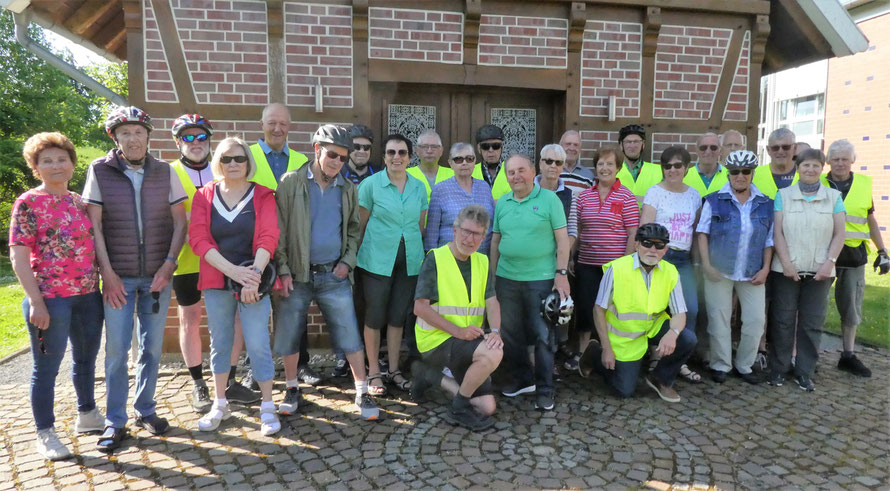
<box><xmin>285</xmin><ymin>3</ymin><xmax>353</xmax><ymax>108</ymax></box>
<box><xmin>824</xmin><ymin>13</ymin><xmax>890</xmax><ymax>233</ymax></box>
<box><xmin>368</xmin><ymin>7</ymin><xmax>463</xmax><ymax>63</ymax></box>
<box><xmin>478</xmin><ymin>15</ymin><xmax>568</xmax><ymax>68</ymax></box>
<box><xmin>144</xmin><ymin>0</ymin><xmax>178</xmax><ymax>102</ymax></box>
<box><xmin>651</xmin><ymin>132</ymin><xmax>700</xmax><ymax>163</ymax></box>
<box><xmin>580</xmin><ymin>21</ymin><xmax>642</xmax><ymax>119</ymax></box>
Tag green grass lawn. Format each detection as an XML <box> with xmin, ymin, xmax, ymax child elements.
<box><xmin>824</xmin><ymin>252</ymin><xmax>890</xmax><ymax>349</ymax></box>
<box><xmin>0</xmin><ymin>256</ymin><xmax>26</xmax><ymax>359</ymax></box>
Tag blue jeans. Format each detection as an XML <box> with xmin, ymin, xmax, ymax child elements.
<box><xmin>25</xmin><ymin>292</ymin><xmax>104</xmax><ymax>430</ymax></box>
<box><xmin>103</xmin><ymin>277</ymin><xmax>172</xmax><ymax>428</ymax></box>
<box><xmin>588</xmin><ymin>320</ymin><xmax>697</xmax><ymax>397</ymax></box>
<box><xmin>664</xmin><ymin>249</ymin><xmax>698</xmax><ymax>335</ymax></box>
<box><xmin>204</xmin><ymin>289</ymin><xmax>275</xmax><ymax>382</ymax></box>
<box><xmin>273</xmin><ymin>272</ymin><xmax>364</xmax><ymax>357</ymax></box>
<box><xmin>495</xmin><ymin>277</ymin><xmax>555</xmax><ymax>396</ymax></box>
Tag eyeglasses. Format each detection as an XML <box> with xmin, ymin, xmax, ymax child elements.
<box><xmin>386</xmin><ymin>149</ymin><xmax>409</xmax><ymax>157</ymax></box>
<box><xmin>640</xmin><ymin>239</ymin><xmax>667</xmax><ymax>250</ymax></box>
<box><xmin>353</xmin><ymin>144</ymin><xmax>371</xmax><ymax>151</ymax></box>
<box><xmin>698</xmin><ymin>145</ymin><xmax>719</xmax><ymax>152</ymax></box>
<box><xmin>457</xmin><ymin>226</ymin><xmax>485</xmax><ymax>241</ymax></box>
<box><xmin>418</xmin><ymin>144</ymin><xmax>441</xmax><ymax>150</ymax></box>
<box><xmin>220</xmin><ymin>155</ymin><xmax>248</xmax><ymax>164</ymax></box>
<box><xmin>662</xmin><ymin>162</ymin><xmax>685</xmax><ymax>170</ymax></box>
<box><xmin>322</xmin><ymin>149</ymin><xmax>349</xmax><ymax>163</ymax></box>
<box><xmin>769</xmin><ymin>144</ymin><xmax>793</xmax><ymax>152</ymax></box>
<box><xmin>451</xmin><ymin>156</ymin><xmax>475</xmax><ymax>164</ymax></box>
<box><xmin>180</xmin><ymin>133</ymin><xmax>208</xmax><ymax>143</ymax></box>
<box><xmin>479</xmin><ymin>142</ymin><xmax>502</xmax><ymax>151</ymax></box>
<box><xmin>729</xmin><ymin>169</ymin><xmax>753</xmax><ymax>176</ymax></box>
<box><xmin>541</xmin><ymin>159</ymin><xmax>564</xmax><ymax>166</ymax></box>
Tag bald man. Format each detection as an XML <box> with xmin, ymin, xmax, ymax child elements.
<box><xmin>558</xmin><ymin>130</ymin><xmax>594</xmax><ymax>196</ymax></box>
<box><xmin>249</xmin><ymin>103</ymin><xmax>309</xmax><ymax>190</ymax></box>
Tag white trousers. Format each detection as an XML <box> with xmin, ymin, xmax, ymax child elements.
<box><xmin>705</xmin><ymin>275</ymin><xmax>766</xmax><ymax>374</ymax></box>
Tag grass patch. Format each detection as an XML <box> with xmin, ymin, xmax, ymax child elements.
<box><xmin>824</xmin><ymin>252</ymin><xmax>890</xmax><ymax>349</ymax></box>
<box><xmin>0</xmin><ymin>255</ymin><xmax>26</xmax><ymax>358</ymax></box>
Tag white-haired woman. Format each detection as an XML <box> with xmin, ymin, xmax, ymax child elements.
<box><xmin>535</xmin><ymin>144</ymin><xmax>573</xmax><ymax>220</ymax></box>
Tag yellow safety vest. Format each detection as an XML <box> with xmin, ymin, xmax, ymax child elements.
<box><xmin>472</xmin><ymin>162</ymin><xmax>511</xmax><ymax>200</ymax></box>
<box><xmin>683</xmin><ymin>165</ymin><xmax>728</xmax><ymax>197</ymax></box>
<box><xmin>821</xmin><ymin>173</ymin><xmax>873</xmax><ymax>248</ymax></box>
<box><xmin>170</xmin><ymin>160</ymin><xmax>204</xmax><ymax>276</ymax></box>
<box><xmin>407</xmin><ymin>165</ymin><xmax>455</xmax><ymax>200</ymax></box>
<box><xmin>752</xmin><ymin>164</ymin><xmax>799</xmax><ymax>199</ymax></box>
<box><xmin>602</xmin><ymin>254</ymin><xmax>678</xmax><ymax>362</ymax></box>
<box><xmin>249</xmin><ymin>143</ymin><xmax>308</xmax><ymax>190</ymax></box>
<box><xmin>615</xmin><ymin>161</ymin><xmax>662</xmax><ymax>204</ymax></box>
<box><xmin>415</xmin><ymin>246</ymin><xmax>488</xmax><ymax>353</ymax></box>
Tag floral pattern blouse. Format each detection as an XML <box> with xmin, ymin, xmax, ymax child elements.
<box><xmin>8</xmin><ymin>189</ymin><xmax>99</xmax><ymax>298</ymax></box>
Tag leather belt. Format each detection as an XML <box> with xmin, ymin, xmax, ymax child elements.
<box><xmin>309</xmin><ymin>260</ymin><xmax>338</xmax><ymax>273</ymax></box>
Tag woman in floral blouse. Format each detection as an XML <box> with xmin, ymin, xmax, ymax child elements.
<box><xmin>9</xmin><ymin>133</ymin><xmax>104</xmax><ymax>461</ymax></box>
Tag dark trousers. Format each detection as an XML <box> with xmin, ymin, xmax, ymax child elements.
<box><xmin>574</xmin><ymin>262</ymin><xmax>605</xmax><ymax>334</ymax></box>
<box><xmin>587</xmin><ymin>320</ymin><xmax>697</xmax><ymax>398</ymax></box>
<box><xmin>767</xmin><ymin>272</ymin><xmax>833</xmax><ymax>377</ymax></box>
<box><xmin>495</xmin><ymin>277</ymin><xmax>555</xmax><ymax>396</ymax></box>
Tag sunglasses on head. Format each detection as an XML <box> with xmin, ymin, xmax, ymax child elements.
<box><xmin>662</xmin><ymin>162</ymin><xmax>685</xmax><ymax>170</ymax></box>
<box><xmin>640</xmin><ymin>239</ymin><xmax>667</xmax><ymax>250</ymax></box>
<box><xmin>769</xmin><ymin>144</ymin><xmax>793</xmax><ymax>152</ymax></box>
<box><xmin>180</xmin><ymin>133</ymin><xmax>208</xmax><ymax>143</ymax></box>
<box><xmin>451</xmin><ymin>156</ymin><xmax>475</xmax><ymax>164</ymax></box>
<box><xmin>220</xmin><ymin>155</ymin><xmax>248</xmax><ymax>164</ymax></box>
<box><xmin>353</xmin><ymin>144</ymin><xmax>371</xmax><ymax>151</ymax></box>
<box><xmin>322</xmin><ymin>149</ymin><xmax>349</xmax><ymax>163</ymax></box>
<box><xmin>729</xmin><ymin>169</ymin><xmax>753</xmax><ymax>176</ymax></box>
<box><xmin>698</xmin><ymin>145</ymin><xmax>719</xmax><ymax>152</ymax></box>
<box><xmin>386</xmin><ymin>149</ymin><xmax>409</xmax><ymax>156</ymax></box>
<box><xmin>541</xmin><ymin>159</ymin><xmax>564</xmax><ymax>166</ymax></box>
<box><xmin>479</xmin><ymin>142</ymin><xmax>502</xmax><ymax>151</ymax></box>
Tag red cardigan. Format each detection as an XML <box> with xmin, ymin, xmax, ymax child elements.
<box><xmin>189</xmin><ymin>182</ymin><xmax>280</xmax><ymax>290</ymax></box>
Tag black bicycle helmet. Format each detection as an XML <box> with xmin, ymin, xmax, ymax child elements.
<box><xmin>349</xmin><ymin>124</ymin><xmax>374</xmax><ymax>143</ymax></box>
<box><xmin>635</xmin><ymin>223</ymin><xmax>670</xmax><ymax>243</ymax></box>
<box><xmin>313</xmin><ymin>124</ymin><xmax>353</xmax><ymax>149</ymax></box>
<box><xmin>225</xmin><ymin>260</ymin><xmax>277</xmax><ymax>301</ymax></box>
<box><xmin>618</xmin><ymin>124</ymin><xmax>646</xmax><ymax>142</ymax></box>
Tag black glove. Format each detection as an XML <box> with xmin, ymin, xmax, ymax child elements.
<box><xmin>874</xmin><ymin>250</ymin><xmax>890</xmax><ymax>275</ymax></box>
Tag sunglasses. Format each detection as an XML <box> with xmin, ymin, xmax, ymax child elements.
<box><xmin>353</xmin><ymin>144</ymin><xmax>371</xmax><ymax>151</ymax></box>
<box><xmin>541</xmin><ymin>159</ymin><xmax>564</xmax><ymax>166</ymax></box>
<box><xmin>729</xmin><ymin>169</ymin><xmax>753</xmax><ymax>176</ymax></box>
<box><xmin>698</xmin><ymin>145</ymin><xmax>719</xmax><ymax>152</ymax></box>
<box><xmin>180</xmin><ymin>133</ymin><xmax>209</xmax><ymax>143</ymax></box>
<box><xmin>322</xmin><ymin>149</ymin><xmax>349</xmax><ymax>163</ymax></box>
<box><xmin>386</xmin><ymin>149</ymin><xmax>409</xmax><ymax>156</ymax></box>
<box><xmin>220</xmin><ymin>155</ymin><xmax>248</xmax><ymax>164</ymax></box>
<box><xmin>451</xmin><ymin>156</ymin><xmax>475</xmax><ymax>164</ymax></box>
<box><xmin>640</xmin><ymin>239</ymin><xmax>667</xmax><ymax>250</ymax></box>
<box><xmin>662</xmin><ymin>162</ymin><xmax>685</xmax><ymax>170</ymax></box>
<box><xmin>38</xmin><ymin>329</ymin><xmax>46</xmax><ymax>355</ymax></box>
<box><xmin>479</xmin><ymin>142</ymin><xmax>502</xmax><ymax>151</ymax></box>
<box><xmin>769</xmin><ymin>144</ymin><xmax>793</xmax><ymax>152</ymax></box>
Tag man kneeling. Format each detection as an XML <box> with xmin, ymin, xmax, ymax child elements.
<box><xmin>412</xmin><ymin>205</ymin><xmax>503</xmax><ymax>431</ymax></box>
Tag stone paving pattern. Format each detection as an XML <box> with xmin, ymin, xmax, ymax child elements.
<box><xmin>0</xmin><ymin>346</ymin><xmax>888</xmax><ymax>490</ymax></box>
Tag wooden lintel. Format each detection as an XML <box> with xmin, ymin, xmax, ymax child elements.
<box><xmin>65</xmin><ymin>0</ymin><xmax>118</xmax><ymax>37</ymax></box>
<box><xmin>567</xmin><ymin>2</ymin><xmax>586</xmax><ymax>53</ymax></box>
<box><xmin>751</xmin><ymin>13</ymin><xmax>770</xmax><ymax>66</ymax></box>
<box><xmin>463</xmin><ymin>0</ymin><xmax>482</xmax><ymax>65</ymax></box>
<box><xmin>369</xmin><ymin>59</ymin><xmax>567</xmax><ymax>92</ymax></box>
<box><xmin>150</xmin><ymin>0</ymin><xmax>198</xmax><ymax>110</ymax></box>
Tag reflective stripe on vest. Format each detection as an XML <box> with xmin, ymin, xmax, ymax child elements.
<box><xmin>170</xmin><ymin>160</ymin><xmax>202</xmax><ymax>275</ymax></box>
<box><xmin>249</xmin><ymin>143</ymin><xmax>308</xmax><ymax>190</ymax></box>
<box><xmin>821</xmin><ymin>173</ymin><xmax>873</xmax><ymax>248</ymax></box>
<box><xmin>615</xmin><ymin>161</ymin><xmax>662</xmax><ymax>205</ymax></box>
<box><xmin>415</xmin><ymin>246</ymin><xmax>489</xmax><ymax>353</ymax></box>
<box><xmin>602</xmin><ymin>254</ymin><xmax>677</xmax><ymax>362</ymax></box>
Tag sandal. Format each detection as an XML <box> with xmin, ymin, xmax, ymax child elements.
<box><xmin>679</xmin><ymin>364</ymin><xmax>702</xmax><ymax>384</ymax></box>
<box><xmin>387</xmin><ymin>370</ymin><xmax>412</xmax><ymax>391</ymax></box>
<box><xmin>368</xmin><ymin>373</ymin><xmax>387</xmax><ymax>396</ymax></box>
<box><xmin>96</xmin><ymin>426</ymin><xmax>127</xmax><ymax>454</ymax></box>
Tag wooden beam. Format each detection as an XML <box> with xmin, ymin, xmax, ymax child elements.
<box><xmin>104</xmin><ymin>26</ymin><xmax>127</xmax><ymax>55</ymax></box>
<box><xmin>581</xmin><ymin>0</ymin><xmax>769</xmax><ymax>15</ymax></box>
<box><xmin>150</xmin><ymin>0</ymin><xmax>198</xmax><ymax>111</ymax></box>
<box><xmin>639</xmin><ymin>6</ymin><xmax>660</xmax><ymax>126</ymax></box>
<box><xmin>369</xmin><ymin>59</ymin><xmax>567</xmax><ymax>91</ymax></box>
<box><xmin>122</xmin><ymin>0</ymin><xmax>142</xmax><ymax>104</ymax></box>
<box><xmin>750</xmin><ymin>14</ymin><xmax>770</xmax><ymax>66</ymax></box>
<box><xmin>64</xmin><ymin>0</ymin><xmax>118</xmax><ymax>36</ymax></box>
<box><xmin>137</xmin><ymin>102</ymin><xmax>358</xmax><ymax>122</ymax></box>
<box><xmin>91</xmin><ymin>11</ymin><xmax>125</xmax><ymax>51</ymax></box>
<box><xmin>567</xmin><ymin>2</ymin><xmax>586</xmax><ymax>53</ymax></box>
<box><xmin>709</xmin><ymin>26</ymin><xmax>746</xmax><ymax>126</ymax></box>
<box><xmin>463</xmin><ymin>0</ymin><xmax>481</xmax><ymax>65</ymax></box>
<box><xmin>578</xmin><ymin>116</ymin><xmax>749</xmax><ymax>135</ymax></box>
<box><xmin>266</xmin><ymin>0</ymin><xmax>285</xmax><ymax>103</ymax></box>
<box><xmin>642</xmin><ymin>6</ymin><xmax>661</xmax><ymax>57</ymax></box>
<box><xmin>353</xmin><ymin>0</ymin><xmax>370</xmax><ymax>123</ymax></box>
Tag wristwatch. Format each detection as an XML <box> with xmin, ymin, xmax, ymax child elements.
<box><xmin>670</xmin><ymin>328</ymin><xmax>681</xmax><ymax>336</ymax></box>
<box><xmin>165</xmin><ymin>256</ymin><xmax>178</xmax><ymax>265</ymax></box>
<box><xmin>828</xmin><ymin>257</ymin><xmax>837</xmax><ymax>263</ymax></box>
<box><xmin>555</xmin><ymin>269</ymin><xmax>568</xmax><ymax>275</ymax></box>
<box><xmin>491</xmin><ymin>328</ymin><xmax>500</xmax><ymax>334</ymax></box>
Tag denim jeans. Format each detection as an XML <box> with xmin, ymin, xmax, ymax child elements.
<box><xmin>663</xmin><ymin>249</ymin><xmax>698</xmax><ymax>335</ymax></box>
<box><xmin>204</xmin><ymin>289</ymin><xmax>275</xmax><ymax>382</ymax></box>
<box><xmin>272</xmin><ymin>272</ymin><xmax>364</xmax><ymax>357</ymax></box>
<box><xmin>103</xmin><ymin>277</ymin><xmax>172</xmax><ymax>428</ymax></box>
<box><xmin>587</xmin><ymin>320</ymin><xmax>697</xmax><ymax>397</ymax></box>
<box><xmin>24</xmin><ymin>292</ymin><xmax>104</xmax><ymax>430</ymax></box>
<box><xmin>495</xmin><ymin>276</ymin><xmax>555</xmax><ymax>396</ymax></box>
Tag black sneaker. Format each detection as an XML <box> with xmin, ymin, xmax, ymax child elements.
<box><xmin>534</xmin><ymin>393</ymin><xmax>555</xmax><ymax>411</ymax></box>
<box><xmin>191</xmin><ymin>380</ymin><xmax>212</xmax><ymax>413</ymax></box>
<box><xmin>225</xmin><ymin>379</ymin><xmax>261</xmax><ymax>405</ymax></box>
<box><xmin>298</xmin><ymin>365</ymin><xmax>323</xmax><ymax>386</ymax></box>
<box><xmin>331</xmin><ymin>358</ymin><xmax>350</xmax><ymax>378</ymax></box>
<box><xmin>733</xmin><ymin>369</ymin><xmax>761</xmax><ymax>385</ymax></box>
<box><xmin>241</xmin><ymin>369</ymin><xmax>260</xmax><ymax>391</ymax></box>
<box><xmin>409</xmin><ymin>360</ymin><xmax>442</xmax><ymax>402</ymax></box>
<box><xmin>278</xmin><ymin>387</ymin><xmax>302</xmax><ymax>415</ymax></box>
<box><xmin>767</xmin><ymin>372</ymin><xmax>785</xmax><ymax>387</ymax></box>
<box><xmin>134</xmin><ymin>413</ymin><xmax>169</xmax><ymax>435</ymax></box>
<box><xmin>442</xmin><ymin>405</ymin><xmax>494</xmax><ymax>431</ymax></box>
<box><xmin>710</xmin><ymin>369</ymin><xmax>728</xmax><ymax>384</ymax></box>
<box><xmin>501</xmin><ymin>383</ymin><xmax>536</xmax><ymax>397</ymax></box>
<box><xmin>838</xmin><ymin>354</ymin><xmax>872</xmax><ymax>378</ymax></box>
<box><xmin>563</xmin><ymin>353</ymin><xmax>581</xmax><ymax>371</ymax></box>
<box><xmin>795</xmin><ymin>375</ymin><xmax>815</xmax><ymax>392</ymax></box>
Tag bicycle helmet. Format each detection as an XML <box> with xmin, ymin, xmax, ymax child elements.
<box><xmin>635</xmin><ymin>223</ymin><xmax>670</xmax><ymax>243</ymax></box>
<box><xmin>105</xmin><ymin>106</ymin><xmax>153</xmax><ymax>139</ymax></box>
<box><xmin>225</xmin><ymin>260</ymin><xmax>278</xmax><ymax>301</ymax></box>
<box><xmin>475</xmin><ymin>124</ymin><xmax>504</xmax><ymax>143</ymax></box>
<box><xmin>313</xmin><ymin>124</ymin><xmax>353</xmax><ymax>149</ymax></box>
<box><xmin>349</xmin><ymin>124</ymin><xmax>374</xmax><ymax>143</ymax></box>
<box><xmin>724</xmin><ymin>150</ymin><xmax>758</xmax><ymax>169</ymax></box>
<box><xmin>618</xmin><ymin>124</ymin><xmax>646</xmax><ymax>142</ymax></box>
<box><xmin>541</xmin><ymin>292</ymin><xmax>574</xmax><ymax>327</ymax></box>
<box><xmin>172</xmin><ymin>114</ymin><xmax>214</xmax><ymax>138</ymax></box>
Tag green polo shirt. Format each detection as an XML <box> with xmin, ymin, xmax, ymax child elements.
<box><xmin>492</xmin><ymin>184</ymin><xmax>567</xmax><ymax>281</ymax></box>
<box><xmin>357</xmin><ymin>170</ymin><xmax>429</xmax><ymax>276</ymax></box>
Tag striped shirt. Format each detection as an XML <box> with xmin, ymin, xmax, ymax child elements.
<box><xmin>424</xmin><ymin>177</ymin><xmax>496</xmax><ymax>254</ymax></box>
<box><xmin>568</xmin><ymin>179</ymin><xmax>640</xmax><ymax>266</ymax></box>
<box><xmin>595</xmin><ymin>253</ymin><xmax>687</xmax><ymax>313</ymax></box>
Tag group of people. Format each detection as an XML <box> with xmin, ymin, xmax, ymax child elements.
<box><xmin>11</xmin><ymin>101</ymin><xmax>888</xmax><ymax>460</ymax></box>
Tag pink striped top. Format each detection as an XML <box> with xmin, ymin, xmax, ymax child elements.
<box><xmin>568</xmin><ymin>179</ymin><xmax>640</xmax><ymax>266</ymax></box>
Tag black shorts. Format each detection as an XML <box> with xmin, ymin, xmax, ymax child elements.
<box><xmin>360</xmin><ymin>240</ymin><xmax>417</xmax><ymax>330</ymax></box>
<box><xmin>422</xmin><ymin>337</ymin><xmax>493</xmax><ymax>397</ymax></box>
<box><xmin>172</xmin><ymin>273</ymin><xmax>202</xmax><ymax>307</ymax></box>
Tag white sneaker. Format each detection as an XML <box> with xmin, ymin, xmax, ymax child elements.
<box><xmin>36</xmin><ymin>428</ymin><xmax>72</xmax><ymax>461</ymax></box>
<box><xmin>197</xmin><ymin>404</ymin><xmax>232</xmax><ymax>432</ymax></box>
<box><xmin>75</xmin><ymin>408</ymin><xmax>105</xmax><ymax>433</ymax></box>
<box><xmin>259</xmin><ymin>407</ymin><xmax>280</xmax><ymax>436</ymax></box>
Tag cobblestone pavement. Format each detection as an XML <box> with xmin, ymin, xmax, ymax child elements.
<box><xmin>0</xmin><ymin>346</ymin><xmax>887</xmax><ymax>490</ymax></box>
